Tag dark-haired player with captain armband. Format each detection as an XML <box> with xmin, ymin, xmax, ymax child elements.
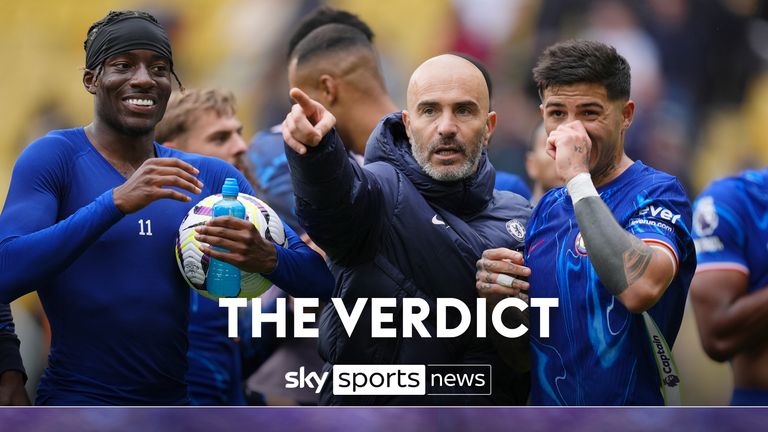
<box><xmin>477</xmin><ymin>40</ymin><xmax>696</xmax><ymax>405</ymax></box>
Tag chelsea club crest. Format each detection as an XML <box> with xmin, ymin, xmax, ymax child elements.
<box><xmin>506</xmin><ymin>219</ymin><xmax>526</xmax><ymax>242</ymax></box>
<box><xmin>575</xmin><ymin>232</ymin><xmax>588</xmax><ymax>256</ymax></box>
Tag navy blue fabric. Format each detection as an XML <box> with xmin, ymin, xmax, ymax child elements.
<box><xmin>0</xmin><ymin>303</ymin><xmax>25</xmax><ymax>380</ymax></box>
<box><xmin>287</xmin><ymin>113</ymin><xmax>532</xmax><ymax>405</ymax></box>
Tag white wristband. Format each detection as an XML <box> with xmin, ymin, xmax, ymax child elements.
<box><xmin>567</xmin><ymin>172</ymin><xmax>599</xmax><ymax>205</ymax></box>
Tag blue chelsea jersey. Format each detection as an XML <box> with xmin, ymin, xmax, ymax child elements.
<box><xmin>0</xmin><ymin>127</ymin><xmax>331</xmax><ymax>405</ymax></box>
<box><xmin>524</xmin><ymin>161</ymin><xmax>695</xmax><ymax>405</ymax></box>
<box><xmin>693</xmin><ymin>168</ymin><xmax>768</xmax><ymax>293</ymax></box>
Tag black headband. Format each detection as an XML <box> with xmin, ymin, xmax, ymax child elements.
<box><xmin>85</xmin><ymin>15</ymin><xmax>173</xmax><ymax>70</ymax></box>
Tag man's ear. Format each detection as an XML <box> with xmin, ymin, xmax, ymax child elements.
<box><xmin>401</xmin><ymin>110</ymin><xmax>411</xmax><ymax>139</ymax></box>
<box><xmin>318</xmin><ymin>74</ymin><xmax>338</xmax><ymax>106</ymax></box>
<box><xmin>83</xmin><ymin>69</ymin><xmax>98</xmax><ymax>94</ymax></box>
<box><xmin>484</xmin><ymin>111</ymin><xmax>497</xmax><ymax>147</ymax></box>
<box><xmin>622</xmin><ymin>100</ymin><xmax>635</xmax><ymax>130</ymax></box>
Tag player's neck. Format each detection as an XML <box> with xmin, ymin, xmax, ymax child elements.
<box><xmin>592</xmin><ymin>154</ymin><xmax>634</xmax><ymax>188</ymax></box>
<box><xmin>530</xmin><ymin>183</ymin><xmax>546</xmax><ymax>206</ymax></box>
<box><xmin>343</xmin><ymin>97</ymin><xmax>397</xmax><ymax>156</ymax></box>
<box><xmin>84</xmin><ymin>121</ymin><xmax>156</xmax><ymax>169</ymax></box>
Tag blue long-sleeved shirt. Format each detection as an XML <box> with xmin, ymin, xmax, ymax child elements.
<box><xmin>0</xmin><ymin>128</ymin><xmax>332</xmax><ymax>405</ymax></box>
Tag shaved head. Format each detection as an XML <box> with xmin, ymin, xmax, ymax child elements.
<box><xmin>288</xmin><ymin>23</ymin><xmax>385</xmax><ymax>96</ymax></box>
<box><xmin>287</xmin><ymin>22</ymin><xmax>396</xmax><ymax>157</ymax></box>
<box><xmin>289</xmin><ymin>45</ymin><xmax>382</xmax><ymax>92</ymax></box>
<box><xmin>406</xmin><ymin>54</ymin><xmax>490</xmax><ymax>114</ymax></box>
<box><xmin>402</xmin><ymin>54</ymin><xmax>496</xmax><ymax>182</ymax></box>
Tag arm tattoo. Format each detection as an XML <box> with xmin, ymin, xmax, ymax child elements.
<box><xmin>623</xmin><ymin>237</ymin><xmax>653</xmax><ymax>286</ymax></box>
<box><xmin>573</xmin><ymin>196</ymin><xmax>653</xmax><ymax>296</ymax></box>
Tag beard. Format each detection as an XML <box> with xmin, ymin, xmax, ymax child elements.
<box><xmin>589</xmin><ymin>139</ymin><xmax>621</xmax><ymax>185</ymax></box>
<box><xmin>412</xmin><ymin>134</ymin><xmax>484</xmax><ymax>182</ymax></box>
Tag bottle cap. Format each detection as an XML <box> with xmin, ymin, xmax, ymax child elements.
<box><xmin>221</xmin><ymin>178</ymin><xmax>239</xmax><ymax>197</ymax></box>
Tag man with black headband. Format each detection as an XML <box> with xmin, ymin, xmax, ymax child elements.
<box><xmin>0</xmin><ymin>10</ymin><xmax>332</xmax><ymax>405</ymax></box>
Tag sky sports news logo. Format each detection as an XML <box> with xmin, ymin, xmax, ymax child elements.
<box><xmin>286</xmin><ymin>364</ymin><xmax>491</xmax><ymax>396</ymax></box>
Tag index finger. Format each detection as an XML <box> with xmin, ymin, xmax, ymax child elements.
<box><xmin>546</xmin><ymin>136</ymin><xmax>557</xmax><ymax>160</ymax></box>
<box><xmin>289</xmin><ymin>88</ymin><xmax>317</xmax><ymax>120</ymax></box>
<box><xmin>546</xmin><ymin>140</ymin><xmax>557</xmax><ymax>160</ymax></box>
<box><xmin>313</xmin><ymin>110</ymin><xmax>336</xmax><ymax>138</ymax></box>
<box><xmin>150</xmin><ymin>157</ymin><xmax>200</xmax><ymax>175</ymax></box>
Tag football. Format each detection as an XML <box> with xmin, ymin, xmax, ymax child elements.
<box><xmin>175</xmin><ymin>193</ymin><xmax>287</xmax><ymax>299</ymax></box>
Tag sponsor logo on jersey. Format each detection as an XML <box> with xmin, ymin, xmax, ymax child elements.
<box><xmin>693</xmin><ymin>196</ymin><xmax>718</xmax><ymax>236</ymax></box>
<box><xmin>629</xmin><ymin>218</ymin><xmax>674</xmax><ymax>232</ymax></box>
<box><xmin>506</xmin><ymin>219</ymin><xmax>526</xmax><ymax>241</ymax></box>
<box><xmin>574</xmin><ymin>232</ymin><xmax>588</xmax><ymax>256</ymax></box>
<box><xmin>639</xmin><ymin>204</ymin><xmax>682</xmax><ymax>225</ymax></box>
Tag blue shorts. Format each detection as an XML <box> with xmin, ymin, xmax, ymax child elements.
<box><xmin>731</xmin><ymin>388</ymin><xmax>768</xmax><ymax>406</ymax></box>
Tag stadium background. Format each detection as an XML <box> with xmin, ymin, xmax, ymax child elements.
<box><xmin>3</xmin><ymin>0</ymin><xmax>768</xmax><ymax>406</ymax></box>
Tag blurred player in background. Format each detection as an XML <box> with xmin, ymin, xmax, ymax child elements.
<box><xmin>525</xmin><ymin>123</ymin><xmax>561</xmax><ymax>206</ymax></box>
<box><xmin>157</xmin><ymin>88</ymin><xmax>255</xmax><ymax>405</ymax></box>
<box><xmin>248</xmin><ymin>7</ymin><xmax>392</xmax><ymax>232</ymax></box>
<box><xmin>453</xmin><ymin>52</ymin><xmax>531</xmax><ymax>200</ymax></box>
<box><xmin>157</xmin><ymin>87</ymin><xmax>335</xmax><ymax>405</ymax></box>
<box><xmin>690</xmin><ymin>168</ymin><xmax>768</xmax><ymax>405</ymax></box>
<box><xmin>157</xmin><ymin>88</ymin><xmax>252</xmax><ymax>182</ymax></box>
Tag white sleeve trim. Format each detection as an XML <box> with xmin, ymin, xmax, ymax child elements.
<box><xmin>695</xmin><ymin>262</ymin><xmax>750</xmax><ymax>276</ymax></box>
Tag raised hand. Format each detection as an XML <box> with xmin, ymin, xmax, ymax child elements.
<box><xmin>546</xmin><ymin>120</ymin><xmax>592</xmax><ymax>183</ymax></box>
<box><xmin>194</xmin><ymin>216</ymin><xmax>278</xmax><ymax>274</ymax></box>
<box><xmin>112</xmin><ymin>158</ymin><xmax>203</xmax><ymax>213</ymax></box>
<box><xmin>282</xmin><ymin>87</ymin><xmax>336</xmax><ymax>155</ymax></box>
<box><xmin>476</xmin><ymin>248</ymin><xmax>531</xmax><ymax>299</ymax></box>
